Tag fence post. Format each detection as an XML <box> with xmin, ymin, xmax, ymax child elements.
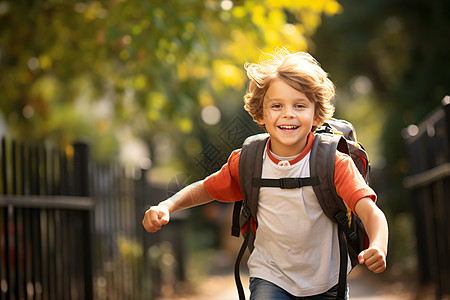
<box><xmin>73</xmin><ymin>142</ymin><xmax>94</xmax><ymax>299</ymax></box>
<box><xmin>73</xmin><ymin>142</ymin><xmax>90</xmax><ymax>197</ymax></box>
<box><xmin>403</xmin><ymin>97</ymin><xmax>450</xmax><ymax>299</ymax></box>
<box><xmin>444</xmin><ymin>98</ymin><xmax>450</xmax><ymax>162</ymax></box>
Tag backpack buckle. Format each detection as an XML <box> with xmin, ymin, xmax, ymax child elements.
<box><xmin>231</xmin><ymin>225</ymin><xmax>241</xmax><ymax>237</ymax></box>
<box><xmin>280</xmin><ymin>178</ymin><xmax>299</xmax><ymax>189</ymax></box>
<box><xmin>242</xmin><ymin>205</ymin><xmax>251</xmax><ymax>218</ymax></box>
<box><xmin>347</xmin><ymin>231</ymin><xmax>358</xmax><ymax>243</ymax></box>
<box><xmin>335</xmin><ymin>211</ymin><xmax>349</xmax><ymax>227</ymax></box>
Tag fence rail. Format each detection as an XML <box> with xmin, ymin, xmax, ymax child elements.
<box><xmin>0</xmin><ymin>138</ymin><xmax>94</xmax><ymax>300</ymax></box>
<box><xmin>1</xmin><ymin>136</ymin><xmax>186</xmax><ymax>299</ymax></box>
<box><xmin>403</xmin><ymin>97</ymin><xmax>450</xmax><ymax>300</ymax></box>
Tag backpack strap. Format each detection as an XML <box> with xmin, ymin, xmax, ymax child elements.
<box><xmin>252</xmin><ymin>177</ymin><xmax>319</xmax><ymax>189</ymax></box>
<box><xmin>233</xmin><ymin>133</ymin><xmax>268</xmax><ymax>300</ymax></box>
<box><xmin>311</xmin><ymin>134</ymin><xmax>362</xmax><ymax>246</ymax></box>
<box><xmin>310</xmin><ymin>133</ymin><xmax>349</xmax><ymax>217</ymax></box>
<box><xmin>234</xmin><ymin>214</ymin><xmax>251</xmax><ymax>300</ymax></box>
<box><xmin>231</xmin><ymin>201</ymin><xmax>243</xmax><ymax>237</ymax></box>
<box><xmin>232</xmin><ymin>133</ymin><xmax>269</xmax><ymax>242</ymax></box>
<box><xmin>310</xmin><ymin>133</ymin><xmax>356</xmax><ymax>300</ymax></box>
<box><xmin>336</xmin><ymin>226</ymin><xmax>349</xmax><ymax>300</ymax></box>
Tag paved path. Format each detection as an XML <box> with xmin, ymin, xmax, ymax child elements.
<box><xmin>158</xmin><ymin>266</ymin><xmax>416</xmax><ymax>300</ymax></box>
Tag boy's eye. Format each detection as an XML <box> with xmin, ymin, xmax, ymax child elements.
<box><xmin>271</xmin><ymin>104</ymin><xmax>282</xmax><ymax>109</ymax></box>
<box><xmin>295</xmin><ymin>104</ymin><xmax>306</xmax><ymax>109</ymax></box>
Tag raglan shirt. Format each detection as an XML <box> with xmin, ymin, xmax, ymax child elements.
<box><xmin>203</xmin><ymin>132</ymin><xmax>376</xmax><ymax>297</ymax></box>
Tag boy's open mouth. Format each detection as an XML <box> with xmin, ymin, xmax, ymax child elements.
<box><xmin>278</xmin><ymin>125</ymin><xmax>299</xmax><ymax>130</ymax></box>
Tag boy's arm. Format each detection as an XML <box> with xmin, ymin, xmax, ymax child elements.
<box><xmin>142</xmin><ymin>180</ymin><xmax>214</xmax><ymax>232</ymax></box>
<box><xmin>354</xmin><ymin>197</ymin><xmax>389</xmax><ymax>274</ymax></box>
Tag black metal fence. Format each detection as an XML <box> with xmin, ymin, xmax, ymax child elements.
<box><xmin>0</xmin><ymin>137</ymin><xmax>186</xmax><ymax>299</ymax></box>
<box><xmin>0</xmin><ymin>139</ymin><xmax>95</xmax><ymax>300</ymax></box>
<box><xmin>403</xmin><ymin>97</ymin><xmax>450</xmax><ymax>300</ymax></box>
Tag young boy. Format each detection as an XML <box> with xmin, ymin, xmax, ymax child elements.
<box><xmin>142</xmin><ymin>49</ymin><xmax>388</xmax><ymax>299</ymax></box>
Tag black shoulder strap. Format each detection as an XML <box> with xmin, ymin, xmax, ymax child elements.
<box><xmin>311</xmin><ymin>133</ymin><xmax>355</xmax><ymax>300</ymax></box>
<box><xmin>233</xmin><ymin>134</ymin><xmax>268</xmax><ymax>300</ymax></box>
<box><xmin>231</xmin><ymin>201</ymin><xmax>243</xmax><ymax>237</ymax></box>
<box><xmin>310</xmin><ymin>133</ymin><xmax>349</xmax><ymax>218</ymax></box>
<box><xmin>234</xmin><ymin>219</ymin><xmax>250</xmax><ymax>300</ymax></box>
<box><xmin>232</xmin><ymin>133</ymin><xmax>269</xmax><ymax>239</ymax></box>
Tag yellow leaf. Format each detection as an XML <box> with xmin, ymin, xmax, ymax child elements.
<box><xmin>231</xmin><ymin>6</ymin><xmax>246</xmax><ymax>18</ymax></box>
<box><xmin>147</xmin><ymin>92</ymin><xmax>166</xmax><ymax>110</ymax></box>
<box><xmin>177</xmin><ymin>117</ymin><xmax>193</xmax><ymax>133</ymax></box>
<box><xmin>324</xmin><ymin>0</ymin><xmax>343</xmax><ymax>16</ymax></box>
<box><xmin>213</xmin><ymin>61</ymin><xmax>245</xmax><ymax>89</ymax></box>
<box><xmin>38</xmin><ymin>55</ymin><xmax>52</xmax><ymax>70</ymax></box>
<box><xmin>199</xmin><ymin>90</ymin><xmax>214</xmax><ymax>107</ymax></box>
<box><xmin>134</xmin><ymin>75</ymin><xmax>147</xmax><ymax>90</ymax></box>
<box><xmin>251</xmin><ymin>5</ymin><xmax>266</xmax><ymax>27</ymax></box>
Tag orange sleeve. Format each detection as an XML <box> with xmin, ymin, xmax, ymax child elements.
<box><xmin>203</xmin><ymin>149</ymin><xmax>243</xmax><ymax>202</ymax></box>
<box><xmin>334</xmin><ymin>151</ymin><xmax>376</xmax><ymax>213</ymax></box>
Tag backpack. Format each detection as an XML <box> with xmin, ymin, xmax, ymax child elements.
<box><xmin>231</xmin><ymin>118</ymin><xmax>370</xmax><ymax>300</ymax></box>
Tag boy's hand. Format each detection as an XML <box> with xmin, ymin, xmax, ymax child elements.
<box><xmin>358</xmin><ymin>246</ymin><xmax>387</xmax><ymax>274</ymax></box>
<box><xmin>142</xmin><ymin>205</ymin><xmax>170</xmax><ymax>232</ymax></box>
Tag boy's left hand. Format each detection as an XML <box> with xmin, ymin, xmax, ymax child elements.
<box><xmin>358</xmin><ymin>246</ymin><xmax>386</xmax><ymax>274</ymax></box>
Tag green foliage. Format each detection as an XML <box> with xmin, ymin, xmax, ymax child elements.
<box><xmin>312</xmin><ymin>0</ymin><xmax>450</xmax><ymax>212</ymax></box>
<box><xmin>0</xmin><ymin>0</ymin><xmax>341</xmax><ymax>166</ymax></box>
<box><xmin>311</xmin><ymin>0</ymin><xmax>450</xmax><ymax>275</ymax></box>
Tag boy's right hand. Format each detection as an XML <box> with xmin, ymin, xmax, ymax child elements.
<box><xmin>142</xmin><ymin>205</ymin><xmax>170</xmax><ymax>232</ymax></box>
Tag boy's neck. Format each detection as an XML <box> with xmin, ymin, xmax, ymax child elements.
<box><xmin>266</xmin><ymin>132</ymin><xmax>315</xmax><ymax>164</ymax></box>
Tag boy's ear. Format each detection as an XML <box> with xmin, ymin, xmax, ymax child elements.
<box><xmin>313</xmin><ymin>116</ymin><xmax>322</xmax><ymax>127</ymax></box>
<box><xmin>255</xmin><ymin>116</ymin><xmax>265</xmax><ymax>127</ymax></box>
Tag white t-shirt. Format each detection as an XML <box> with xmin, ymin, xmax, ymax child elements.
<box><xmin>247</xmin><ymin>146</ymin><xmax>352</xmax><ymax>296</ymax></box>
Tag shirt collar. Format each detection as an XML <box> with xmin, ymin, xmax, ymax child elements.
<box><xmin>266</xmin><ymin>132</ymin><xmax>315</xmax><ymax>166</ymax></box>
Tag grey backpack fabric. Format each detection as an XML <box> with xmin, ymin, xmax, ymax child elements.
<box><xmin>231</xmin><ymin>118</ymin><xmax>370</xmax><ymax>300</ymax></box>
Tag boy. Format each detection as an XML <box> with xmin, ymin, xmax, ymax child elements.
<box><xmin>142</xmin><ymin>49</ymin><xmax>388</xmax><ymax>299</ymax></box>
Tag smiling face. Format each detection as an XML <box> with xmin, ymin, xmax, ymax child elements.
<box><xmin>257</xmin><ymin>79</ymin><xmax>320</xmax><ymax>157</ymax></box>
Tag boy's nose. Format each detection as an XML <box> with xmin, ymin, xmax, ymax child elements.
<box><xmin>282</xmin><ymin>107</ymin><xmax>295</xmax><ymax>118</ymax></box>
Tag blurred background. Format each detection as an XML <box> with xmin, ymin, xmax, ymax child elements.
<box><xmin>0</xmin><ymin>0</ymin><xmax>449</xmax><ymax>299</ymax></box>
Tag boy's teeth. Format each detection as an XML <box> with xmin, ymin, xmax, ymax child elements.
<box><xmin>279</xmin><ymin>125</ymin><xmax>298</xmax><ymax>129</ymax></box>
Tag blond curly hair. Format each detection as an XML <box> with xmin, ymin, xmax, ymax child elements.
<box><xmin>243</xmin><ymin>49</ymin><xmax>335</xmax><ymax>132</ymax></box>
